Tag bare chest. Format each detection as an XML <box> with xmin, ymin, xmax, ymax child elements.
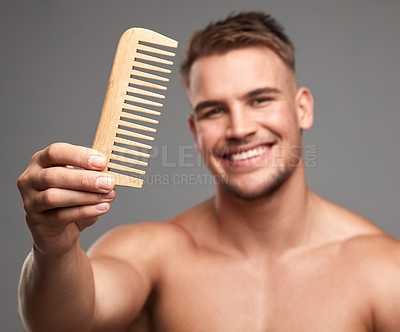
<box><xmin>149</xmin><ymin>253</ymin><xmax>372</xmax><ymax>332</ymax></box>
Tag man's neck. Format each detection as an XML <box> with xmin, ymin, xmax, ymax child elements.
<box><xmin>212</xmin><ymin>168</ymin><xmax>318</xmax><ymax>256</ymax></box>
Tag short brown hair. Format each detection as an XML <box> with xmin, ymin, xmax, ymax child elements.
<box><xmin>180</xmin><ymin>11</ymin><xmax>295</xmax><ymax>91</ymax></box>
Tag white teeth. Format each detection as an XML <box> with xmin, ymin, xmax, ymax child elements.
<box><xmin>230</xmin><ymin>146</ymin><xmax>269</xmax><ymax>161</ymax></box>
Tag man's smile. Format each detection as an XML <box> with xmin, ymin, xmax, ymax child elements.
<box><xmin>216</xmin><ymin>142</ymin><xmax>277</xmax><ymax>169</ymax></box>
<box><xmin>226</xmin><ymin>145</ymin><xmax>270</xmax><ymax>161</ymax></box>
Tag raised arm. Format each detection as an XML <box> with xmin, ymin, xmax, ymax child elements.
<box><xmin>17</xmin><ymin>143</ymin><xmax>152</xmax><ymax>331</ymax></box>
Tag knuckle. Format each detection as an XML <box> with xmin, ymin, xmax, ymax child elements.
<box><xmin>31</xmin><ymin>150</ymin><xmax>42</xmax><ymax>163</ymax></box>
<box><xmin>41</xmin><ymin>189</ymin><xmax>57</xmax><ymax>208</ymax></box>
<box><xmin>41</xmin><ymin>168</ymin><xmax>54</xmax><ymax>187</ymax></box>
<box><xmin>17</xmin><ymin>172</ymin><xmax>28</xmax><ymax>191</ymax></box>
<box><xmin>41</xmin><ymin>168</ymin><xmax>50</xmax><ymax>186</ymax></box>
<box><xmin>22</xmin><ymin>197</ymin><xmax>33</xmax><ymax>213</ymax></box>
<box><xmin>45</xmin><ymin>143</ymin><xmax>59</xmax><ymax>159</ymax></box>
<box><xmin>45</xmin><ymin>143</ymin><xmax>61</xmax><ymax>163</ymax></box>
<box><xmin>18</xmin><ymin>150</ymin><xmax>45</xmax><ymax>191</ymax></box>
<box><xmin>17</xmin><ymin>174</ymin><xmax>36</xmax><ymax>212</ymax></box>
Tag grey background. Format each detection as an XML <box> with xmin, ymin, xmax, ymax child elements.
<box><xmin>1</xmin><ymin>0</ymin><xmax>399</xmax><ymax>330</ymax></box>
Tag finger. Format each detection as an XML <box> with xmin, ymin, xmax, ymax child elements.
<box><xmin>31</xmin><ymin>188</ymin><xmax>116</xmax><ymax>213</ymax></box>
<box><xmin>31</xmin><ymin>167</ymin><xmax>114</xmax><ymax>192</ymax></box>
<box><xmin>37</xmin><ymin>142</ymin><xmax>107</xmax><ymax>170</ymax></box>
<box><xmin>44</xmin><ymin>202</ymin><xmax>111</xmax><ymax>228</ymax></box>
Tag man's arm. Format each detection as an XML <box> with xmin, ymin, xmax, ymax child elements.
<box><xmin>18</xmin><ymin>239</ymin><xmax>96</xmax><ymax>331</ymax></box>
<box><xmin>369</xmin><ymin>237</ymin><xmax>400</xmax><ymax>331</ymax></box>
<box><xmin>17</xmin><ymin>143</ymin><xmax>151</xmax><ymax>331</ymax></box>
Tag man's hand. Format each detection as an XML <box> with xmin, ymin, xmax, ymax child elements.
<box><xmin>17</xmin><ymin>142</ymin><xmax>116</xmax><ymax>256</ymax></box>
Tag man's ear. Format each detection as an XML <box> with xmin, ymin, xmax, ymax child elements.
<box><xmin>188</xmin><ymin>114</ymin><xmax>200</xmax><ymax>153</ymax></box>
<box><xmin>295</xmin><ymin>87</ymin><xmax>314</xmax><ymax>130</ymax></box>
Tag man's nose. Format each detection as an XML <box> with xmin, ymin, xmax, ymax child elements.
<box><xmin>225</xmin><ymin>107</ymin><xmax>257</xmax><ymax>140</ymax></box>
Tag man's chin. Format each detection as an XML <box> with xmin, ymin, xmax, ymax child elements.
<box><xmin>219</xmin><ymin>169</ymin><xmax>293</xmax><ymax>201</ymax></box>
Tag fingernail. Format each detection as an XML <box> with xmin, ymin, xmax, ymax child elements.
<box><xmin>89</xmin><ymin>155</ymin><xmax>106</xmax><ymax>168</ymax></box>
<box><xmin>95</xmin><ymin>202</ymin><xmax>109</xmax><ymax>212</ymax></box>
<box><xmin>99</xmin><ymin>190</ymin><xmax>115</xmax><ymax>200</ymax></box>
<box><xmin>96</xmin><ymin>176</ymin><xmax>114</xmax><ymax>190</ymax></box>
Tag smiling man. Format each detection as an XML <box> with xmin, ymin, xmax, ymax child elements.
<box><xmin>187</xmin><ymin>46</ymin><xmax>308</xmax><ymax>201</ymax></box>
<box><xmin>18</xmin><ymin>11</ymin><xmax>400</xmax><ymax>332</ymax></box>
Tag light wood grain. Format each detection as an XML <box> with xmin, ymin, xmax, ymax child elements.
<box><xmin>124</xmin><ymin>94</ymin><xmax>163</xmax><ymax>107</ymax></box>
<box><xmin>92</xmin><ymin>28</ymin><xmax>178</xmax><ymax>188</ymax></box>
<box><xmin>131</xmin><ymin>69</ymin><xmax>169</xmax><ymax>82</ymax></box>
<box><xmin>129</xmin><ymin>78</ymin><xmax>167</xmax><ymax>91</ymax></box>
<box><xmin>110</xmin><ymin>153</ymin><xmax>148</xmax><ymax>167</ymax></box>
<box><xmin>121</xmin><ymin>111</ymin><xmax>159</xmax><ymax>125</ymax></box>
<box><xmin>123</xmin><ymin>104</ymin><xmax>161</xmax><ymax>116</ymax></box>
<box><xmin>118</xmin><ymin>120</ymin><xmax>156</xmax><ymax>133</ymax></box>
<box><xmin>113</xmin><ymin>136</ymin><xmax>152</xmax><ymax>150</ymax></box>
<box><xmin>126</xmin><ymin>86</ymin><xmax>165</xmax><ymax>99</ymax></box>
<box><xmin>112</xmin><ymin>144</ymin><xmax>150</xmax><ymax>158</ymax></box>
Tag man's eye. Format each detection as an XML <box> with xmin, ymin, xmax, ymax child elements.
<box><xmin>251</xmin><ymin>97</ymin><xmax>271</xmax><ymax>106</ymax></box>
<box><xmin>204</xmin><ymin>108</ymin><xmax>223</xmax><ymax>117</ymax></box>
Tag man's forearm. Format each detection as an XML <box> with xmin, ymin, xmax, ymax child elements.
<box><xmin>18</xmin><ymin>242</ymin><xmax>96</xmax><ymax>332</ymax></box>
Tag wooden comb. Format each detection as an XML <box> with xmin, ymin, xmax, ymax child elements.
<box><xmin>92</xmin><ymin>28</ymin><xmax>178</xmax><ymax>188</ymax></box>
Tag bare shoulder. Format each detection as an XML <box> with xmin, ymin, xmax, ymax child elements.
<box><xmin>315</xmin><ymin>195</ymin><xmax>400</xmax><ymax>330</ymax></box>
<box><xmin>85</xmin><ymin>199</ymin><xmax>216</xmax><ymax>273</ymax></box>
<box><xmin>329</xmin><ymin>203</ymin><xmax>400</xmax><ymax>331</ymax></box>
<box><xmin>81</xmin><ymin>216</ymin><xmax>200</xmax><ymax>329</ymax></box>
<box><xmin>315</xmin><ymin>194</ymin><xmax>400</xmax><ymax>287</ymax></box>
<box><xmin>323</xmin><ymin>198</ymin><xmax>400</xmax><ymax>264</ymax></box>
<box><xmin>342</xmin><ymin>231</ymin><xmax>400</xmax><ymax>270</ymax></box>
<box><xmin>321</xmin><ymin>196</ymin><xmax>400</xmax><ymax>268</ymax></box>
<box><xmin>86</xmin><ymin>197</ymin><xmax>215</xmax><ymax>258</ymax></box>
<box><xmin>87</xmin><ymin>219</ymin><xmax>196</xmax><ymax>260</ymax></box>
<box><xmin>343</xmin><ymin>232</ymin><xmax>400</xmax><ymax>330</ymax></box>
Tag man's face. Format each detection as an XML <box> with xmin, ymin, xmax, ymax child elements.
<box><xmin>187</xmin><ymin>46</ymin><xmax>313</xmax><ymax>200</ymax></box>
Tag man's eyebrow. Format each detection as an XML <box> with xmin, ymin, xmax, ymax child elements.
<box><xmin>193</xmin><ymin>87</ymin><xmax>281</xmax><ymax>113</ymax></box>
<box><xmin>194</xmin><ymin>100</ymin><xmax>222</xmax><ymax>114</ymax></box>
<box><xmin>244</xmin><ymin>87</ymin><xmax>281</xmax><ymax>98</ymax></box>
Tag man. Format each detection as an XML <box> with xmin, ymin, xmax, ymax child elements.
<box><xmin>17</xmin><ymin>11</ymin><xmax>400</xmax><ymax>332</ymax></box>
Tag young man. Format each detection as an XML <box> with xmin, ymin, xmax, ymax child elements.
<box><xmin>17</xmin><ymin>11</ymin><xmax>400</xmax><ymax>332</ymax></box>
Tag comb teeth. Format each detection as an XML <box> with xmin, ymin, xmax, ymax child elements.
<box><xmin>92</xmin><ymin>28</ymin><xmax>178</xmax><ymax>188</ymax></box>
